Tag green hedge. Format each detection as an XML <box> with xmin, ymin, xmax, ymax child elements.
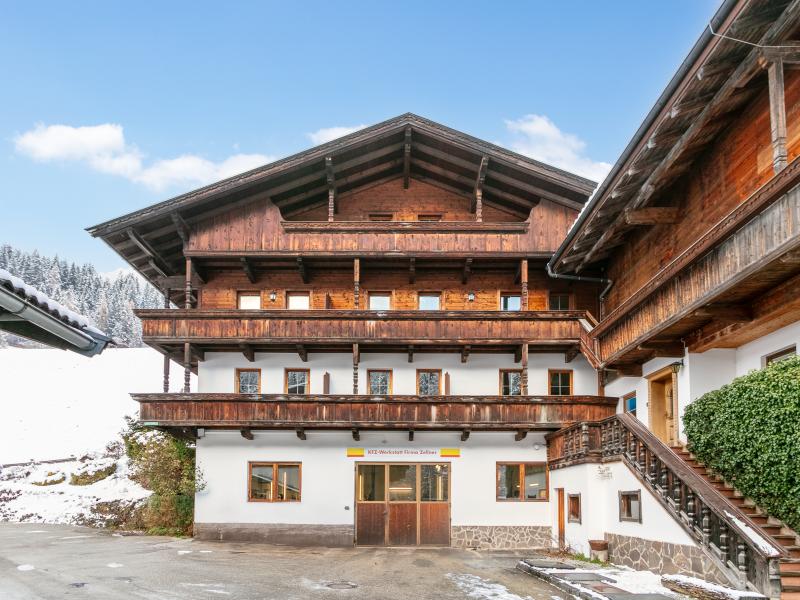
<box><xmin>683</xmin><ymin>355</ymin><xmax>800</xmax><ymax>531</ymax></box>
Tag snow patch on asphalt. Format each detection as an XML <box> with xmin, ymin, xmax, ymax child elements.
<box><xmin>447</xmin><ymin>573</ymin><xmax>533</xmax><ymax>600</ymax></box>
<box><xmin>17</xmin><ymin>564</ymin><xmax>35</xmax><ymax>571</ymax></box>
<box><xmin>107</xmin><ymin>562</ymin><xmax>124</xmax><ymax>568</ymax></box>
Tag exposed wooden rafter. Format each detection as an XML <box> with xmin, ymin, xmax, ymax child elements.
<box><xmin>624</xmin><ymin>207</ymin><xmax>681</xmax><ymax>225</ymax></box>
<box><xmin>409</xmin><ymin>257</ymin><xmax>416</xmax><ymax>284</ymax></box>
<box><xmin>407</xmin><ymin>345</ymin><xmax>414</xmax><ymax>363</ymax></box>
<box><xmin>693</xmin><ymin>304</ymin><xmax>752</xmax><ymax>323</ymax></box>
<box><xmin>296</xmin><ymin>344</ymin><xmax>308</xmax><ymax>362</ymax></box>
<box><xmin>170</xmin><ymin>212</ymin><xmax>191</xmax><ymax>245</ymax></box>
<box><xmin>240</xmin><ymin>344</ymin><xmax>255</xmax><ymax>362</ymax></box>
<box><xmin>461</xmin><ymin>345</ymin><xmax>470</xmax><ymax>364</ymax></box>
<box><xmin>403</xmin><ymin>126</ymin><xmax>412</xmax><ymax>189</ymax></box>
<box><xmin>296</xmin><ymin>429</ymin><xmax>306</xmax><ymax>441</ymax></box>
<box><xmin>460</xmin><ymin>429</ymin><xmax>470</xmax><ymax>441</ymax></box>
<box><xmin>351</xmin><ymin>428</ymin><xmax>360</xmax><ymax>441</ymax></box>
<box><xmin>462</xmin><ymin>257</ymin><xmax>472</xmax><ymax>284</ymax></box>
<box><xmin>125</xmin><ymin>228</ymin><xmax>171</xmax><ymax>278</ymax></box>
<box><xmin>240</xmin><ymin>428</ymin><xmax>254</xmax><ymax>441</ymax></box>
<box><xmin>472</xmin><ymin>156</ymin><xmax>489</xmax><ymax>221</ymax></box>
<box><xmin>296</xmin><ymin>257</ymin><xmax>309</xmax><ymax>283</ymax></box>
<box><xmin>565</xmin><ymin>346</ymin><xmax>580</xmax><ymax>363</ymax></box>
<box><xmin>240</xmin><ymin>257</ymin><xmax>256</xmax><ymax>284</ymax></box>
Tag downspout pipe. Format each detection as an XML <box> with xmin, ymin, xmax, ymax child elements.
<box><xmin>0</xmin><ymin>287</ymin><xmax>109</xmax><ymax>356</ymax></box>
<box><xmin>545</xmin><ymin>261</ymin><xmax>613</xmax><ymax>314</ymax></box>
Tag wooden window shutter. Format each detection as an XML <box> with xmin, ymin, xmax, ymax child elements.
<box><xmin>323</xmin><ymin>372</ymin><xmax>330</xmax><ymax>394</ymax></box>
<box><xmin>444</xmin><ymin>372</ymin><xmax>451</xmax><ymax>395</ymax></box>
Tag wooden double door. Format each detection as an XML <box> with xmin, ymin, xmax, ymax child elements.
<box><xmin>355</xmin><ymin>462</ymin><xmax>450</xmax><ymax>546</ymax></box>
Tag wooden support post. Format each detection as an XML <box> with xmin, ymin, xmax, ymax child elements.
<box><xmin>403</xmin><ymin>126</ymin><xmax>412</xmax><ymax>189</ymax></box>
<box><xmin>162</xmin><ymin>290</ymin><xmax>170</xmax><ymax>392</ymax></box>
<box><xmin>520</xmin><ymin>259</ymin><xmax>529</xmax><ymax>310</ymax></box>
<box><xmin>520</xmin><ymin>342</ymin><xmax>528</xmax><ymax>395</ymax></box>
<box><xmin>472</xmin><ymin>156</ymin><xmax>488</xmax><ymax>222</ymax></box>
<box><xmin>767</xmin><ymin>59</ymin><xmax>788</xmax><ymax>172</ymax></box>
<box><xmin>184</xmin><ymin>257</ymin><xmax>192</xmax><ymax>309</ymax></box>
<box><xmin>326</xmin><ymin>156</ymin><xmax>336</xmax><ymax>221</ymax></box>
<box><xmin>353</xmin><ymin>258</ymin><xmax>360</xmax><ymax>309</ymax></box>
<box><xmin>183</xmin><ymin>342</ymin><xmax>191</xmax><ymax>393</ymax></box>
<box><xmin>352</xmin><ymin>343</ymin><xmax>359</xmax><ymax>394</ymax></box>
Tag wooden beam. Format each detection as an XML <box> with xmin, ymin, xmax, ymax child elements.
<box><xmin>403</xmin><ymin>126</ymin><xmax>412</xmax><ymax>189</ymax></box>
<box><xmin>183</xmin><ymin>342</ymin><xmax>191</xmax><ymax>392</ymax></box>
<box><xmin>192</xmin><ymin>261</ymin><xmax>207</xmax><ymax>285</ymax></box>
<box><xmin>240</xmin><ymin>344</ymin><xmax>255</xmax><ymax>362</ymax></box>
<box><xmin>460</xmin><ymin>429</ymin><xmax>470</xmax><ymax>441</ymax></box>
<box><xmin>408</xmin><ymin>430</ymin><xmax>414</xmax><ymax>441</ymax></box>
<box><xmin>170</xmin><ymin>212</ymin><xmax>191</xmax><ymax>245</ymax></box>
<box><xmin>240</xmin><ymin>257</ymin><xmax>256</xmax><ymax>284</ymax></box>
<box><xmin>693</xmin><ymin>305</ymin><xmax>752</xmax><ymax>323</ymax></box>
<box><xmin>472</xmin><ymin>156</ymin><xmax>489</xmax><ymax>221</ymax></box>
<box><xmin>767</xmin><ymin>58</ymin><xmax>789</xmax><ymax>172</ymax></box>
<box><xmin>408</xmin><ymin>345</ymin><xmax>414</xmax><ymax>363</ymax></box>
<box><xmin>296</xmin><ymin>344</ymin><xmax>308</xmax><ymax>362</ymax></box>
<box><xmin>296</xmin><ymin>257</ymin><xmax>309</xmax><ymax>283</ymax></box>
<box><xmin>353</xmin><ymin>258</ymin><xmax>360</xmax><ymax>309</ymax></box>
<box><xmin>462</xmin><ymin>258</ymin><xmax>472</xmax><ymax>284</ymax></box>
<box><xmin>240</xmin><ymin>428</ymin><xmax>254</xmax><ymax>441</ymax></box>
<box><xmin>296</xmin><ymin>429</ymin><xmax>306</xmax><ymax>441</ymax></box>
<box><xmin>126</xmin><ymin>228</ymin><xmax>172</xmax><ymax>277</ymax></box>
<box><xmin>565</xmin><ymin>346</ymin><xmax>580</xmax><ymax>363</ymax></box>
<box><xmin>624</xmin><ymin>207</ymin><xmax>681</xmax><ymax>225</ymax></box>
<box><xmin>351</xmin><ymin>428</ymin><xmax>360</xmax><ymax>441</ymax></box>
<box><xmin>514</xmin><ymin>345</ymin><xmax>522</xmax><ymax>363</ymax></box>
<box><xmin>607</xmin><ymin>364</ymin><xmax>643</xmax><ymax>378</ymax></box>
<box><xmin>190</xmin><ymin>346</ymin><xmax>205</xmax><ymax>362</ymax></box>
<box><xmin>409</xmin><ymin>257</ymin><xmax>416</xmax><ymax>284</ymax></box>
<box><xmin>638</xmin><ymin>341</ymin><xmax>684</xmax><ymax>358</ymax></box>
<box><xmin>520</xmin><ymin>342</ymin><xmax>528</xmax><ymax>395</ymax></box>
<box><xmin>326</xmin><ymin>156</ymin><xmax>336</xmax><ymax>221</ymax></box>
<box><xmin>461</xmin><ymin>345</ymin><xmax>470</xmax><ymax>364</ymax></box>
<box><xmin>514</xmin><ymin>430</ymin><xmax>528</xmax><ymax>442</ymax></box>
<box><xmin>520</xmin><ymin>259</ymin><xmax>529</xmax><ymax>310</ymax></box>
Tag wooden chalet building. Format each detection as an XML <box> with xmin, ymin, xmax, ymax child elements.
<box><xmin>88</xmin><ymin>1</ymin><xmax>800</xmax><ymax>597</ymax></box>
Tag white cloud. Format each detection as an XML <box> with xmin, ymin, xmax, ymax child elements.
<box><xmin>502</xmin><ymin>114</ymin><xmax>611</xmax><ymax>182</ymax></box>
<box><xmin>14</xmin><ymin>123</ymin><xmax>273</xmax><ymax>192</ymax></box>
<box><xmin>307</xmin><ymin>124</ymin><xmax>367</xmax><ymax>145</ymax></box>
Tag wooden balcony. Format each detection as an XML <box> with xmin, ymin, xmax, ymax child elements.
<box><xmin>133</xmin><ymin>393</ymin><xmax>617</xmax><ymax>432</ymax></box>
<box><xmin>136</xmin><ymin>309</ymin><xmax>591</xmax><ymax>356</ymax></box>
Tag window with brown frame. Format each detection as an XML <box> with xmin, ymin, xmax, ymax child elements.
<box><xmin>248</xmin><ymin>462</ymin><xmax>301</xmax><ymax>502</ymax></box>
<box><xmin>368</xmin><ymin>292</ymin><xmax>391</xmax><ymax>310</ymax></box>
<box><xmin>235</xmin><ymin>368</ymin><xmax>261</xmax><ymax>393</ymax></box>
<box><xmin>417</xmin><ymin>369</ymin><xmax>441</xmax><ymax>396</ymax></box>
<box><xmin>496</xmin><ymin>462</ymin><xmax>548</xmax><ymax>501</ymax></box>
<box><xmin>368</xmin><ymin>369</ymin><xmax>392</xmax><ymax>395</ymax></box>
<box><xmin>764</xmin><ymin>345</ymin><xmax>796</xmax><ymax>366</ymax></box>
<box><xmin>623</xmin><ymin>391</ymin><xmax>637</xmax><ymax>416</ymax></box>
<box><xmin>418</xmin><ymin>292</ymin><xmax>441</xmax><ymax>310</ymax></box>
<box><xmin>285</xmin><ymin>368</ymin><xmax>310</xmax><ymax>394</ymax></box>
<box><xmin>568</xmin><ymin>493</ymin><xmax>581</xmax><ymax>523</ymax></box>
<box><xmin>286</xmin><ymin>291</ymin><xmax>310</xmax><ymax>310</ymax></box>
<box><xmin>369</xmin><ymin>212</ymin><xmax>393</xmax><ymax>221</ymax></box>
<box><xmin>549</xmin><ymin>293</ymin><xmax>572</xmax><ymax>311</ymax></box>
<box><xmin>499</xmin><ymin>369</ymin><xmax>522</xmax><ymax>396</ymax></box>
<box><xmin>619</xmin><ymin>490</ymin><xmax>641</xmax><ymax>522</ymax></box>
<box><xmin>417</xmin><ymin>213</ymin><xmax>442</xmax><ymax>221</ymax></box>
<box><xmin>549</xmin><ymin>370</ymin><xmax>573</xmax><ymax>395</ymax></box>
<box><xmin>237</xmin><ymin>292</ymin><xmax>261</xmax><ymax>309</ymax></box>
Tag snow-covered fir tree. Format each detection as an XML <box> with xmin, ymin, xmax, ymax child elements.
<box><xmin>0</xmin><ymin>244</ymin><xmax>162</xmax><ymax>347</ymax></box>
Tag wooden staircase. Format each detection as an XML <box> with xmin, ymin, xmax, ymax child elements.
<box><xmin>672</xmin><ymin>446</ymin><xmax>800</xmax><ymax>600</ymax></box>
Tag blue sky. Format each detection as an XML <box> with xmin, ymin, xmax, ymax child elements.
<box><xmin>1</xmin><ymin>1</ymin><xmax>720</xmax><ymax>272</ymax></box>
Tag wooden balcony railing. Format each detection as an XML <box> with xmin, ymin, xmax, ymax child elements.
<box><xmin>135</xmin><ymin>309</ymin><xmax>588</xmax><ymax>347</ymax></box>
<box><xmin>547</xmin><ymin>413</ymin><xmax>785</xmax><ymax>597</ymax></box>
<box><xmin>133</xmin><ymin>393</ymin><xmax>617</xmax><ymax>432</ymax></box>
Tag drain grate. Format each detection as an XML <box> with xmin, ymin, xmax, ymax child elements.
<box><xmin>326</xmin><ymin>581</ymin><xmax>358</xmax><ymax>590</ymax></box>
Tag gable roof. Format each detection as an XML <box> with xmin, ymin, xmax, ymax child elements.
<box><xmin>87</xmin><ymin>113</ymin><xmax>595</xmax><ymax>287</ymax></box>
<box><xmin>549</xmin><ymin>0</ymin><xmax>797</xmax><ymax>274</ymax></box>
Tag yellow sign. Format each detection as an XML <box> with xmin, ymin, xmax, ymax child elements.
<box><xmin>345</xmin><ymin>447</ymin><xmax>461</xmax><ymax>458</ymax></box>
<box><xmin>346</xmin><ymin>448</ymin><xmax>365</xmax><ymax>457</ymax></box>
<box><xmin>440</xmin><ymin>448</ymin><xmax>460</xmax><ymax>457</ymax></box>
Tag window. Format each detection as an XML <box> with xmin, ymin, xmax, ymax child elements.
<box><xmin>368</xmin><ymin>370</ymin><xmax>392</xmax><ymax>395</ymax></box>
<box><xmin>764</xmin><ymin>345</ymin><xmax>796</xmax><ymax>366</ymax></box>
<box><xmin>237</xmin><ymin>292</ymin><xmax>261</xmax><ymax>310</ymax></box>
<box><xmin>619</xmin><ymin>490</ymin><xmax>642</xmax><ymax>522</ymax></box>
<box><xmin>418</xmin><ymin>293</ymin><xmax>441</xmax><ymax>310</ymax></box>
<box><xmin>285</xmin><ymin>369</ymin><xmax>310</xmax><ymax>394</ymax></box>
<box><xmin>568</xmin><ymin>494</ymin><xmax>581</xmax><ymax>523</ymax></box>
<box><xmin>248</xmin><ymin>462</ymin><xmax>301</xmax><ymax>502</ymax></box>
<box><xmin>549</xmin><ymin>293</ymin><xmax>571</xmax><ymax>311</ymax></box>
<box><xmin>496</xmin><ymin>463</ymin><xmax>548</xmax><ymax>501</ymax></box>
<box><xmin>420</xmin><ymin>464</ymin><xmax>449</xmax><ymax>502</ymax></box>
<box><xmin>368</xmin><ymin>292</ymin><xmax>391</xmax><ymax>310</ymax></box>
<box><xmin>500</xmin><ymin>370</ymin><xmax>522</xmax><ymax>396</ymax></box>
<box><xmin>287</xmin><ymin>292</ymin><xmax>310</xmax><ymax>310</ymax></box>
<box><xmin>417</xmin><ymin>369</ymin><xmax>441</xmax><ymax>396</ymax></box>
<box><xmin>235</xmin><ymin>369</ymin><xmax>261</xmax><ymax>393</ymax></box>
<box><xmin>357</xmin><ymin>464</ymin><xmax>385</xmax><ymax>501</ymax></box>
<box><xmin>388</xmin><ymin>464</ymin><xmax>416</xmax><ymax>501</ymax></box>
<box><xmin>418</xmin><ymin>213</ymin><xmax>442</xmax><ymax>222</ymax></box>
<box><xmin>549</xmin><ymin>370</ymin><xmax>573</xmax><ymax>395</ymax></box>
<box><xmin>500</xmin><ymin>294</ymin><xmax>521</xmax><ymax>311</ymax></box>
<box><xmin>623</xmin><ymin>392</ymin><xmax>637</xmax><ymax>416</ymax></box>
<box><xmin>369</xmin><ymin>213</ymin><xmax>393</xmax><ymax>221</ymax></box>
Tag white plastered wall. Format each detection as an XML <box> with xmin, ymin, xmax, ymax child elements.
<box><xmin>195</xmin><ymin>430</ymin><xmax>551</xmax><ymax>527</ymax></box>
<box><xmin>198</xmin><ymin>351</ymin><xmax>598</xmax><ymax>396</ymax></box>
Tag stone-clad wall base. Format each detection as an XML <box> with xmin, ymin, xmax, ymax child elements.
<box><xmin>451</xmin><ymin>526</ymin><xmax>553</xmax><ymax>550</ymax></box>
<box><xmin>194</xmin><ymin>523</ymin><xmax>354</xmax><ymax>547</ymax></box>
<box><xmin>605</xmin><ymin>533</ymin><xmax>729</xmax><ymax>585</ymax></box>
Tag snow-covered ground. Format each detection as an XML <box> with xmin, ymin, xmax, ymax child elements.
<box><xmin>0</xmin><ymin>347</ymin><xmax>192</xmax><ymax>464</ymax></box>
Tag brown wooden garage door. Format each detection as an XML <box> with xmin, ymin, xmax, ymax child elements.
<box><xmin>355</xmin><ymin>463</ymin><xmax>450</xmax><ymax>546</ymax></box>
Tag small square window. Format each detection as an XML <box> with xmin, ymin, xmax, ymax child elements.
<box><xmin>368</xmin><ymin>370</ymin><xmax>392</xmax><ymax>395</ymax></box>
<box><xmin>249</xmin><ymin>462</ymin><xmax>301</xmax><ymax>502</ymax></box>
<box><xmin>549</xmin><ymin>370</ymin><xmax>572</xmax><ymax>395</ymax></box>
<box><xmin>417</xmin><ymin>369</ymin><xmax>441</xmax><ymax>396</ymax></box>
<box><xmin>418</xmin><ymin>293</ymin><xmax>441</xmax><ymax>310</ymax></box>
<box><xmin>238</xmin><ymin>292</ymin><xmax>261</xmax><ymax>310</ymax></box>
<box><xmin>236</xmin><ymin>369</ymin><xmax>260</xmax><ymax>393</ymax></box>
<box><xmin>500</xmin><ymin>370</ymin><xmax>522</xmax><ymax>396</ymax></box>
<box><xmin>285</xmin><ymin>369</ymin><xmax>310</xmax><ymax>394</ymax></box>
<box><xmin>369</xmin><ymin>293</ymin><xmax>391</xmax><ymax>310</ymax></box>
<box><xmin>619</xmin><ymin>490</ymin><xmax>641</xmax><ymax>522</ymax></box>
<box><xmin>287</xmin><ymin>292</ymin><xmax>310</xmax><ymax>310</ymax></box>
<box><xmin>764</xmin><ymin>345</ymin><xmax>796</xmax><ymax>366</ymax></box>
<box><xmin>568</xmin><ymin>494</ymin><xmax>581</xmax><ymax>523</ymax></box>
<box><xmin>500</xmin><ymin>294</ymin><xmax>521</xmax><ymax>311</ymax></box>
<box><xmin>549</xmin><ymin>293</ymin><xmax>571</xmax><ymax>311</ymax></box>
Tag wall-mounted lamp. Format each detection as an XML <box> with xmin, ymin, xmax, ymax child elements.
<box><xmin>269</xmin><ymin>291</ymin><xmax>277</xmax><ymax>302</ymax></box>
<box><xmin>670</xmin><ymin>360</ymin><xmax>684</xmax><ymax>374</ymax></box>
<box><xmin>467</xmin><ymin>292</ymin><xmax>475</xmax><ymax>302</ymax></box>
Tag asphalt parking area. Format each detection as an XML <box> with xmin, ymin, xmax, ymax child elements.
<box><xmin>0</xmin><ymin>523</ymin><xmax>564</xmax><ymax>599</ymax></box>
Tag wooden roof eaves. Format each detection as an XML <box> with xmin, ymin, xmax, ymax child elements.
<box><xmin>548</xmin><ymin>0</ymin><xmax>793</xmax><ymax>274</ymax></box>
<box><xmin>86</xmin><ymin>113</ymin><xmax>595</xmax><ymax>239</ymax></box>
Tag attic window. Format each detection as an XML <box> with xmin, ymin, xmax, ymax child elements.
<box><xmin>369</xmin><ymin>213</ymin><xmax>393</xmax><ymax>222</ymax></box>
<box><xmin>418</xmin><ymin>214</ymin><xmax>442</xmax><ymax>222</ymax></box>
